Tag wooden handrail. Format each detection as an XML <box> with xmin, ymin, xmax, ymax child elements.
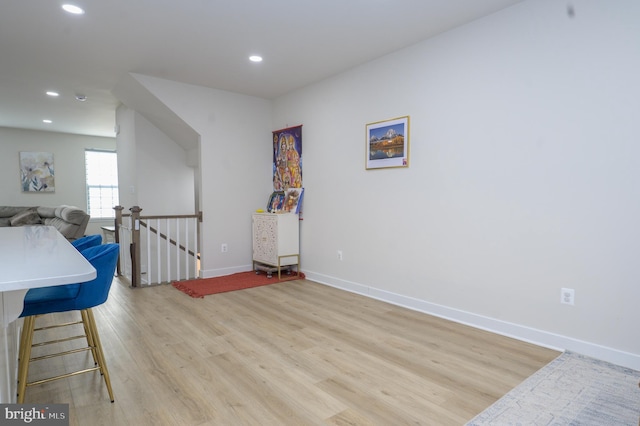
<box><xmin>140</xmin><ymin>212</ymin><xmax>202</xmax><ymax>221</ymax></box>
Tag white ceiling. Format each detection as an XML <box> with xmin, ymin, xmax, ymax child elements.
<box><xmin>0</xmin><ymin>0</ymin><xmax>524</xmax><ymax>138</ymax></box>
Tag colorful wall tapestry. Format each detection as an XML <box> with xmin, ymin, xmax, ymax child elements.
<box><xmin>273</xmin><ymin>125</ymin><xmax>302</xmax><ymax>191</ymax></box>
<box><xmin>20</xmin><ymin>151</ymin><xmax>55</xmax><ymax>192</ymax></box>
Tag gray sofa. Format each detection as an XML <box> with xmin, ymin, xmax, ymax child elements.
<box><xmin>0</xmin><ymin>206</ymin><xmax>90</xmax><ymax>241</ymax></box>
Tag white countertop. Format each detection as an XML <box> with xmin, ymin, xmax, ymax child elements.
<box><xmin>0</xmin><ymin>226</ymin><xmax>96</xmax><ymax>291</ymax></box>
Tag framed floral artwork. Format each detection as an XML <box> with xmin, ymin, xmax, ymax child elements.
<box><xmin>20</xmin><ymin>151</ymin><xmax>55</xmax><ymax>192</ymax></box>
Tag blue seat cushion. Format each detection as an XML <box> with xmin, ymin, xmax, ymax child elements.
<box><xmin>20</xmin><ymin>244</ymin><xmax>119</xmax><ymax>317</ymax></box>
<box><xmin>24</xmin><ymin>284</ymin><xmax>81</xmax><ymax>303</ymax></box>
<box><xmin>22</xmin><ymin>284</ymin><xmax>81</xmax><ymax>316</ymax></box>
<box><xmin>71</xmin><ymin>234</ymin><xmax>102</xmax><ymax>252</ymax></box>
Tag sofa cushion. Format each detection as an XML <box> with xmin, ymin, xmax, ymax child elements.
<box><xmin>56</xmin><ymin>206</ymin><xmax>88</xmax><ymax>226</ymax></box>
<box><xmin>35</xmin><ymin>206</ymin><xmax>56</xmax><ymax>218</ymax></box>
<box><xmin>0</xmin><ymin>206</ymin><xmax>31</xmax><ymax>219</ymax></box>
<box><xmin>10</xmin><ymin>208</ymin><xmax>43</xmax><ymax>226</ymax></box>
<box><xmin>42</xmin><ymin>218</ymin><xmax>77</xmax><ymax>239</ymax></box>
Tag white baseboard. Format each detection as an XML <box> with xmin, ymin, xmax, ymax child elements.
<box><xmin>200</xmin><ymin>264</ymin><xmax>253</xmax><ymax>279</ymax></box>
<box><xmin>304</xmin><ymin>271</ymin><xmax>640</xmax><ymax>371</ymax></box>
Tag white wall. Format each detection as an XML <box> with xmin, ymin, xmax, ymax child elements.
<box><xmin>0</xmin><ymin>126</ymin><xmax>116</xmax><ymax>235</ymax></box>
<box><xmin>127</xmin><ymin>74</ymin><xmax>274</xmax><ymax>277</ymax></box>
<box><xmin>273</xmin><ymin>0</ymin><xmax>640</xmax><ymax>368</ymax></box>
<box><xmin>137</xmin><ymin>117</ymin><xmax>194</xmax><ymax>215</ymax></box>
<box><xmin>115</xmin><ymin>106</ymin><xmax>137</xmax><ymax>212</ymax></box>
<box><xmin>137</xmin><ymin>112</ymin><xmax>195</xmax><ymax>215</ymax></box>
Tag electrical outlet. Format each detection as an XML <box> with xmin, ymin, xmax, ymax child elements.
<box><xmin>221</xmin><ymin>243</ymin><xmax>228</xmax><ymax>253</ymax></box>
<box><xmin>337</xmin><ymin>250</ymin><xmax>343</xmax><ymax>261</ymax></box>
<box><xmin>561</xmin><ymin>288</ymin><xmax>575</xmax><ymax>305</ymax></box>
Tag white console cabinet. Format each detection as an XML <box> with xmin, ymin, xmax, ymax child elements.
<box><xmin>252</xmin><ymin>213</ymin><xmax>299</xmax><ymax>279</ymax></box>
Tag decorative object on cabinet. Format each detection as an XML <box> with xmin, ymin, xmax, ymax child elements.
<box><xmin>273</xmin><ymin>125</ymin><xmax>302</xmax><ymax>191</ymax></box>
<box><xmin>267</xmin><ymin>188</ymin><xmax>304</xmax><ymax>214</ymax></box>
<box><xmin>283</xmin><ymin>188</ymin><xmax>304</xmax><ymax>213</ymax></box>
<box><xmin>252</xmin><ymin>212</ymin><xmax>299</xmax><ymax>279</ymax></box>
<box><xmin>19</xmin><ymin>151</ymin><xmax>55</xmax><ymax>192</ymax></box>
<box><xmin>365</xmin><ymin>116</ymin><xmax>410</xmax><ymax>170</ymax></box>
<box><xmin>267</xmin><ymin>191</ymin><xmax>285</xmax><ymax>213</ymax></box>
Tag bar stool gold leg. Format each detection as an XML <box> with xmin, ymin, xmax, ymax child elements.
<box><xmin>81</xmin><ymin>310</ymin><xmax>99</xmax><ymax>366</ymax></box>
<box><xmin>17</xmin><ymin>315</ymin><xmax>36</xmax><ymax>403</ymax></box>
<box><xmin>84</xmin><ymin>309</ymin><xmax>114</xmax><ymax>402</ymax></box>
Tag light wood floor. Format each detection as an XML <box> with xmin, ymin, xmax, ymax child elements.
<box><xmin>22</xmin><ymin>277</ymin><xmax>559</xmax><ymax>425</ymax></box>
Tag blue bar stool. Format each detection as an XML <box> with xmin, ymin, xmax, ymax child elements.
<box><xmin>17</xmin><ymin>244</ymin><xmax>119</xmax><ymax>403</ymax></box>
<box><xmin>71</xmin><ymin>234</ymin><xmax>103</xmax><ymax>252</ymax></box>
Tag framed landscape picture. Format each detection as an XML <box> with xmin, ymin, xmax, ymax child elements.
<box><xmin>366</xmin><ymin>116</ymin><xmax>409</xmax><ymax>170</ymax></box>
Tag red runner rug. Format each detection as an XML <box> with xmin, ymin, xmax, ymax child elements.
<box><xmin>172</xmin><ymin>270</ymin><xmax>305</xmax><ymax>298</ymax></box>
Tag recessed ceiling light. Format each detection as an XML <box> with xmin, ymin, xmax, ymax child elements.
<box><xmin>249</xmin><ymin>55</ymin><xmax>263</xmax><ymax>63</ymax></box>
<box><xmin>75</xmin><ymin>94</ymin><xmax>87</xmax><ymax>101</ymax></box>
<box><xmin>43</xmin><ymin>119</ymin><xmax>52</xmax><ymax>124</ymax></box>
<box><xmin>46</xmin><ymin>91</ymin><xmax>59</xmax><ymax>97</ymax></box>
<box><xmin>62</xmin><ymin>4</ymin><xmax>85</xmax><ymax>15</ymax></box>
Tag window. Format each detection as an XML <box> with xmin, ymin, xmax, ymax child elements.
<box><xmin>85</xmin><ymin>150</ymin><xmax>119</xmax><ymax>219</ymax></box>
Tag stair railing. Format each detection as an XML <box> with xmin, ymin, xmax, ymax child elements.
<box><xmin>114</xmin><ymin>205</ymin><xmax>201</xmax><ymax>287</ymax></box>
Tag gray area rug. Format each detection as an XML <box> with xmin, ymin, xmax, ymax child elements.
<box><xmin>467</xmin><ymin>351</ymin><xmax>640</xmax><ymax>425</ymax></box>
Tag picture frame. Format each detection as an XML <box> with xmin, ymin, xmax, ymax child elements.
<box><xmin>19</xmin><ymin>151</ymin><xmax>55</xmax><ymax>192</ymax></box>
<box><xmin>365</xmin><ymin>116</ymin><xmax>410</xmax><ymax>170</ymax></box>
<box><xmin>273</xmin><ymin>125</ymin><xmax>302</xmax><ymax>191</ymax></box>
<box><xmin>283</xmin><ymin>188</ymin><xmax>304</xmax><ymax>214</ymax></box>
<box><xmin>267</xmin><ymin>191</ymin><xmax>285</xmax><ymax>213</ymax></box>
